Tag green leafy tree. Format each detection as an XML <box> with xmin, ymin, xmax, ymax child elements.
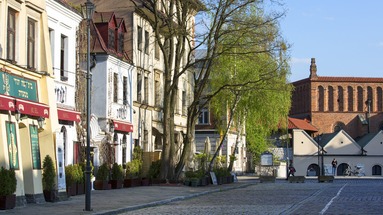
<box><xmin>42</xmin><ymin>155</ymin><xmax>56</xmax><ymax>191</ymax></box>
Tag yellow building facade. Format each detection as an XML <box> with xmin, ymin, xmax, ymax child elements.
<box><xmin>0</xmin><ymin>0</ymin><xmax>59</xmax><ymax>204</ymax></box>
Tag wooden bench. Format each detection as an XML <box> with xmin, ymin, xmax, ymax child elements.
<box><xmin>288</xmin><ymin>176</ymin><xmax>306</xmax><ymax>183</ymax></box>
<box><xmin>259</xmin><ymin>176</ymin><xmax>276</xmax><ymax>183</ymax></box>
<box><xmin>318</xmin><ymin>176</ymin><xmax>334</xmax><ymax>183</ymax></box>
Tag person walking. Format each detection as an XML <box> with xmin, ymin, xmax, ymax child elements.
<box><xmin>331</xmin><ymin>158</ymin><xmax>337</xmax><ymax>176</ymax></box>
<box><xmin>287</xmin><ymin>164</ymin><xmax>296</xmax><ymax>179</ymax></box>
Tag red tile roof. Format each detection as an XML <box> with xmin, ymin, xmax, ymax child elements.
<box><xmin>288</xmin><ymin>117</ymin><xmax>318</xmax><ymax>132</ymax></box>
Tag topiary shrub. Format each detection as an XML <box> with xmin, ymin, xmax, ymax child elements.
<box><xmin>0</xmin><ymin>167</ymin><xmax>17</xmax><ymax>196</ymax></box>
<box><xmin>42</xmin><ymin>155</ymin><xmax>56</xmax><ymax>191</ymax></box>
<box><xmin>111</xmin><ymin>163</ymin><xmax>124</xmax><ymax>181</ymax></box>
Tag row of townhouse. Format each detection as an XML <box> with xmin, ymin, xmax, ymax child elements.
<box><xmin>0</xmin><ymin>0</ymin><xmax>195</xmax><ymax>205</ymax></box>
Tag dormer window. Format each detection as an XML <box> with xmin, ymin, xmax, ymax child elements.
<box><xmin>108</xmin><ymin>28</ymin><xmax>115</xmax><ymax>50</ymax></box>
<box><xmin>118</xmin><ymin>32</ymin><xmax>124</xmax><ymax>53</ymax></box>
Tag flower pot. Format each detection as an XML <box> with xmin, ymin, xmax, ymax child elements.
<box><xmin>43</xmin><ymin>190</ymin><xmax>57</xmax><ymax>202</ymax></box>
<box><xmin>0</xmin><ymin>194</ymin><xmax>16</xmax><ymax>210</ymax></box>
<box><xmin>66</xmin><ymin>183</ymin><xmax>77</xmax><ymax>196</ymax></box>
<box><xmin>93</xmin><ymin>180</ymin><xmax>109</xmax><ymax>190</ymax></box>
<box><xmin>76</xmin><ymin>183</ymin><xmax>85</xmax><ymax>195</ymax></box>
<box><xmin>110</xmin><ymin>180</ymin><xmax>123</xmax><ymax>189</ymax></box>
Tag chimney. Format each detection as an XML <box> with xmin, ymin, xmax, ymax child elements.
<box><xmin>309</xmin><ymin>58</ymin><xmax>317</xmax><ymax>79</ymax></box>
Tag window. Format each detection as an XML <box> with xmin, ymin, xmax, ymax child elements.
<box><xmin>367</xmin><ymin>87</ymin><xmax>373</xmax><ymax>112</ymax></box>
<box><xmin>144</xmin><ymin>76</ymin><xmax>148</xmax><ymax>104</ymax></box>
<box><xmin>49</xmin><ymin>29</ymin><xmax>55</xmax><ymax>66</ymax></box>
<box><xmin>137</xmin><ymin>26</ymin><xmax>142</xmax><ymax>51</ymax></box>
<box><xmin>113</xmin><ymin>73</ymin><xmax>118</xmax><ymax>103</ymax></box>
<box><xmin>357</xmin><ymin>86</ymin><xmax>363</xmax><ymax>111</ymax></box>
<box><xmin>198</xmin><ymin>108</ymin><xmax>209</xmax><ymax>124</ymax></box>
<box><xmin>155</xmin><ymin>72</ymin><xmax>161</xmax><ymax>106</ymax></box>
<box><xmin>7</xmin><ymin>8</ymin><xmax>17</xmax><ymax>62</ymax></box>
<box><xmin>27</xmin><ymin>18</ymin><xmax>36</xmax><ymax>69</ymax></box>
<box><xmin>60</xmin><ymin>35</ymin><xmax>68</xmax><ymax>81</ymax></box>
<box><xmin>108</xmin><ymin>28</ymin><xmax>115</xmax><ymax>50</ymax></box>
<box><xmin>182</xmin><ymin>90</ymin><xmax>186</xmax><ymax>115</ymax></box>
<box><xmin>378</xmin><ymin>87</ymin><xmax>383</xmax><ymax>112</ymax></box>
<box><xmin>318</xmin><ymin>86</ymin><xmax>324</xmax><ymax>111</ymax></box>
<box><xmin>347</xmin><ymin>86</ymin><xmax>353</xmax><ymax>111</ymax></box>
<box><xmin>143</xmin><ymin>130</ymin><xmax>148</xmax><ymax>151</ymax></box>
<box><xmin>137</xmin><ymin>72</ymin><xmax>142</xmax><ymax>102</ymax></box>
<box><xmin>155</xmin><ymin>40</ymin><xmax>160</xmax><ymax>59</ymax></box>
<box><xmin>328</xmin><ymin>86</ymin><xmax>334</xmax><ymax>111</ymax></box>
<box><xmin>144</xmin><ymin>30</ymin><xmax>149</xmax><ymax>54</ymax></box>
<box><xmin>333</xmin><ymin>122</ymin><xmax>345</xmax><ymax>133</ymax></box>
<box><xmin>372</xmin><ymin>165</ymin><xmax>382</xmax><ymax>176</ymax></box>
<box><xmin>118</xmin><ymin>33</ymin><xmax>124</xmax><ymax>53</ymax></box>
<box><xmin>337</xmin><ymin>86</ymin><xmax>343</xmax><ymax>111</ymax></box>
<box><xmin>123</xmin><ymin>76</ymin><xmax>127</xmax><ymax>104</ymax></box>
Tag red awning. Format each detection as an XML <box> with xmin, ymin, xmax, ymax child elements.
<box><xmin>58</xmin><ymin>108</ymin><xmax>81</xmax><ymax>122</ymax></box>
<box><xmin>113</xmin><ymin>120</ymin><xmax>133</xmax><ymax>133</ymax></box>
<box><xmin>0</xmin><ymin>94</ymin><xmax>16</xmax><ymax>111</ymax></box>
<box><xmin>15</xmin><ymin>99</ymin><xmax>49</xmax><ymax>118</ymax></box>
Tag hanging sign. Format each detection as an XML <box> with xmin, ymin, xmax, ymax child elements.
<box><xmin>6</xmin><ymin>122</ymin><xmax>19</xmax><ymax>169</ymax></box>
<box><xmin>1</xmin><ymin>71</ymin><xmax>38</xmax><ymax>101</ymax></box>
<box><xmin>29</xmin><ymin>125</ymin><xmax>41</xmax><ymax>169</ymax></box>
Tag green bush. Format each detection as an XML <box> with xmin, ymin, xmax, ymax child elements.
<box><xmin>42</xmin><ymin>155</ymin><xmax>56</xmax><ymax>191</ymax></box>
<box><xmin>0</xmin><ymin>167</ymin><xmax>17</xmax><ymax>196</ymax></box>
<box><xmin>125</xmin><ymin>159</ymin><xmax>142</xmax><ymax>179</ymax></box>
<box><xmin>213</xmin><ymin>167</ymin><xmax>231</xmax><ymax>177</ymax></box>
<box><xmin>111</xmin><ymin>163</ymin><xmax>124</xmax><ymax>180</ymax></box>
<box><xmin>65</xmin><ymin>165</ymin><xmax>76</xmax><ymax>185</ymax></box>
<box><xmin>148</xmin><ymin>160</ymin><xmax>161</xmax><ymax>179</ymax></box>
<box><xmin>96</xmin><ymin>163</ymin><xmax>109</xmax><ymax>181</ymax></box>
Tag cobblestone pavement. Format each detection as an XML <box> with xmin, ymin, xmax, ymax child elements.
<box><xmin>121</xmin><ymin>179</ymin><xmax>383</xmax><ymax>215</ymax></box>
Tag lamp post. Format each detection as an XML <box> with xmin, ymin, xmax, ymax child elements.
<box><xmin>82</xmin><ymin>0</ymin><xmax>95</xmax><ymax>211</ymax></box>
<box><xmin>316</xmin><ymin>134</ymin><xmax>322</xmax><ymax>177</ymax></box>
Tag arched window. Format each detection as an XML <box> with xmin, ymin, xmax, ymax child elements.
<box><xmin>307</xmin><ymin>164</ymin><xmax>319</xmax><ymax>176</ymax></box>
<box><xmin>357</xmin><ymin>86</ymin><xmax>363</xmax><ymax>111</ymax></box>
<box><xmin>328</xmin><ymin>86</ymin><xmax>334</xmax><ymax>111</ymax></box>
<box><xmin>338</xmin><ymin>86</ymin><xmax>344</xmax><ymax>111</ymax></box>
<box><xmin>347</xmin><ymin>86</ymin><xmax>353</xmax><ymax>111</ymax></box>
<box><xmin>372</xmin><ymin>165</ymin><xmax>382</xmax><ymax>175</ymax></box>
<box><xmin>333</xmin><ymin>122</ymin><xmax>345</xmax><ymax>133</ymax></box>
<box><xmin>318</xmin><ymin>86</ymin><xmax>324</xmax><ymax>111</ymax></box>
<box><xmin>377</xmin><ymin>87</ymin><xmax>383</xmax><ymax>112</ymax></box>
<box><xmin>337</xmin><ymin>163</ymin><xmax>349</xmax><ymax>176</ymax></box>
<box><xmin>367</xmin><ymin>87</ymin><xmax>373</xmax><ymax>112</ymax></box>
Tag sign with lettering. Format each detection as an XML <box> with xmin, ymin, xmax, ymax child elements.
<box><xmin>6</xmin><ymin>122</ymin><xmax>19</xmax><ymax>169</ymax></box>
<box><xmin>29</xmin><ymin>125</ymin><xmax>41</xmax><ymax>169</ymax></box>
<box><xmin>1</xmin><ymin>71</ymin><xmax>38</xmax><ymax>101</ymax></box>
<box><xmin>261</xmin><ymin>151</ymin><xmax>273</xmax><ymax>166</ymax></box>
<box><xmin>210</xmin><ymin>172</ymin><xmax>218</xmax><ymax>185</ymax></box>
<box><xmin>55</xmin><ymin>132</ymin><xmax>66</xmax><ymax>191</ymax></box>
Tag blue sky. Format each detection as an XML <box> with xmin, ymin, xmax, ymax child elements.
<box><xmin>277</xmin><ymin>1</ymin><xmax>383</xmax><ymax>82</ymax></box>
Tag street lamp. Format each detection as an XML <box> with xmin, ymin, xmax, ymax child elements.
<box><xmin>81</xmin><ymin>0</ymin><xmax>95</xmax><ymax>211</ymax></box>
<box><xmin>316</xmin><ymin>134</ymin><xmax>322</xmax><ymax>177</ymax></box>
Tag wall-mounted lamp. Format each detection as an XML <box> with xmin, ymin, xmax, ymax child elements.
<box><xmin>37</xmin><ymin>117</ymin><xmax>45</xmax><ymax>129</ymax></box>
<box><xmin>109</xmin><ymin>121</ymin><xmax>115</xmax><ymax>133</ymax></box>
<box><xmin>15</xmin><ymin>110</ymin><xmax>21</xmax><ymax>122</ymax></box>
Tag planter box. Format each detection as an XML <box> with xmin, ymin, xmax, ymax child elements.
<box><xmin>141</xmin><ymin>178</ymin><xmax>150</xmax><ymax>186</ymax></box>
<box><xmin>110</xmin><ymin>180</ymin><xmax>123</xmax><ymax>189</ymax></box>
<box><xmin>93</xmin><ymin>180</ymin><xmax>109</xmax><ymax>190</ymax></box>
<box><xmin>124</xmin><ymin>178</ymin><xmax>142</xmax><ymax>188</ymax></box>
<box><xmin>259</xmin><ymin>176</ymin><xmax>276</xmax><ymax>183</ymax></box>
<box><xmin>318</xmin><ymin>176</ymin><xmax>334</xmax><ymax>183</ymax></box>
<box><xmin>288</xmin><ymin>176</ymin><xmax>306</xmax><ymax>183</ymax></box>
<box><xmin>150</xmin><ymin>178</ymin><xmax>163</xmax><ymax>185</ymax></box>
<box><xmin>190</xmin><ymin>178</ymin><xmax>199</xmax><ymax>187</ymax></box>
<box><xmin>43</xmin><ymin>190</ymin><xmax>57</xmax><ymax>202</ymax></box>
<box><xmin>0</xmin><ymin>194</ymin><xmax>16</xmax><ymax>210</ymax></box>
<box><xmin>66</xmin><ymin>184</ymin><xmax>77</xmax><ymax>196</ymax></box>
<box><xmin>76</xmin><ymin>183</ymin><xmax>85</xmax><ymax>195</ymax></box>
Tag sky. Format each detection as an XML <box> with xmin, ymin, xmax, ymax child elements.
<box><xmin>277</xmin><ymin>1</ymin><xmax>383</xmax><ymax>82</ymax></box>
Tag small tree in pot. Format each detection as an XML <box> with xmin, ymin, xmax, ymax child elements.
<box><xmin>93</xmin><ymin>163</ymin><xmax>109</xmax><ymax>190</ymax></box>
<box><xmin>0</xmin><ymin>167</ymin><xmax>17</xmax><ymax>210</ymax></box>
<box><xmin>110</xmin><ymin>163</ymin><xmax>124</xmax><ymax>189</ymax></box>
<box><xmin>42</xmin><ymin>155</ymin><xmax>57</xmax><ymax>202</ymax></box>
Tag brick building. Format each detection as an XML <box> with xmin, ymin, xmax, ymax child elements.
<box><xmin>290</xmin><ymin>58</ymin><xmax>383</xmax><ymax>139</ymax></box>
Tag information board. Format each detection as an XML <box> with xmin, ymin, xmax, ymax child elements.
<box><xmin>29</xmin><ymin>125</ymin><xmax>41</xmax><ymax>169</ymax></box>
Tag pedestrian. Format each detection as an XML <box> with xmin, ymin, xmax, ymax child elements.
<box><xmin>332</xmin><ymin>158</ymin><xmax>337</xmax><ymax>176</ymax></box>
<box><xmin>287</xmin><ymin>164</ymin><xmax>296</xmax><ymax>179</ymax></box>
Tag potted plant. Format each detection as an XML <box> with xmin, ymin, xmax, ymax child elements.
<box><xmin>75</xmin><ymin>164</ymin><xmax>84</xmax><ymax>195</ymax></box>
<box><xmin>0</xmin><ymin>167</ymin><xmax>17</xmax><ymax>210</ymax></box>
<box><xmin>65</xmin><ymin>165</ymin><xmax>77</xmax><ymax>196</ymax></box>
<box><xmin>110</xmin><ymin>163</ymin><xmax>124</xmax><ymax>189</ymax></box>
<box><xmin>42</xmin><ymin>155</ymin><xmax>57</xmax><ymax>202</ymax></box>
<box><xmin>124</xmin><ymin>159</ymin><xmax>142</xmax><ymax>187</ymax></box>
<box><xmin>147</xmin><ymin>160</ymin><xmax>161</xmax><ymax>185</ymax></box>
<box><xmin>93</xmin><ymin>163</ymin><xmax>109</xmax><ymax>190</ymax></box>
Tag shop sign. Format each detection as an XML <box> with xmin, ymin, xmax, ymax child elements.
<box><xmin>1</xmin><ymin>71</ymin><xmax>38</xmax><ymax>101</ymax></box>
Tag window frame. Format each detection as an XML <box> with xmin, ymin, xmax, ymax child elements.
<box><xmin>7</xmin><ymin>8</ymin><xmax>17</xmax><ymax>62</ymax></box>
<box><xmin>27</xmin><ymin>18</ymin><xmax>36</xmax><ymax>70</ymax></box>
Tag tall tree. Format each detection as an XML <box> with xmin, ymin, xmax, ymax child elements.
<box><xmin>133</xmin><ymin>0</ymin><xmax>289</xmax><ymax>180</ymax></box>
